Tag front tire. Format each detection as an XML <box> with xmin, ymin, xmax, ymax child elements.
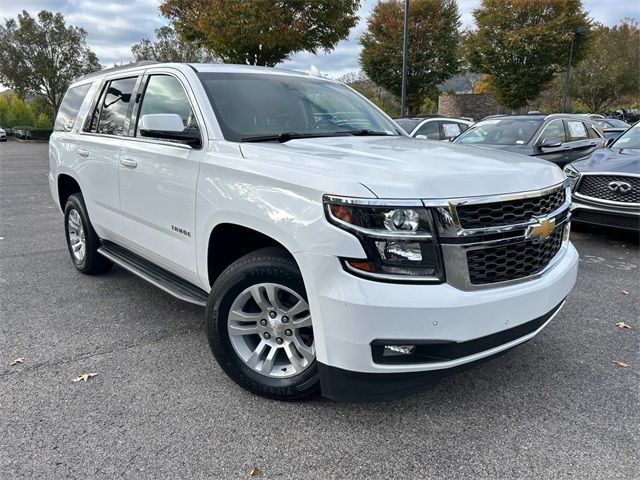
<box><xmin>206</xmin><ymin>248</ymin><xmax>319</xmax><ymax>400</ymax></box>
<box><xmin>64</xmin><ymin>193</ymin><xmax>112</xmax><ymax>275</ymax></box>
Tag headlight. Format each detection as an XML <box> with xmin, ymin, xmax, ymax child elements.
<box><xmin>563</xmin><ymin>164</ymin><xmax>580</xmax><ymax>190</ymax></box>
<box><xmin>324</xmin><ymin>196</ymin><xmax>444</xmax><ymax>282</ymax></box>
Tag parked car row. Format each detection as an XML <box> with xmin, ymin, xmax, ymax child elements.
<box><xmin>393</xmin><ymin>112</ymin><xmax>638</xmax><ymax>232</ymax></box>
<box><xmin>0</xmin><ymin>126</ymin><xmax>6</xmax><ymax>142</ymax></box>
<box><xmin>0</xmin><ymin>126</ymin><xmax>32</xmax><ymax>140</ymax></box>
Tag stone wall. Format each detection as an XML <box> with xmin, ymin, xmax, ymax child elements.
<box><xmin>438</xmin><ymin>93</ymin><xmax>503</xmax><ymax>121</ymax></box>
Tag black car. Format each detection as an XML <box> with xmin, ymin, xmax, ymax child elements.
<box><xmin>564</xmin><ymin>123</ymin><xmax>640</xmax><ymax>231</ymax></box>
<box><xmin>453</xmin><ymin>114</ymin><xmax>605</xmax><ymax>167</ymax></box>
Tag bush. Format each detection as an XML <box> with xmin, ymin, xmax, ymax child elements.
<box><xmin>29</xmin><ymin>128</ymin><xmax>53</xmax><ymax>140</ymax></box>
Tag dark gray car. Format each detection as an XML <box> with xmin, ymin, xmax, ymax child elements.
<box><xmin>453</xmin><ymin>114</ymin><xmax>605</xmax><ymax>167</ymax></box>
<box><xmin>564</xmin><ymin>123</ymin><xmax>640</xmax><ymax>231</ymax></box>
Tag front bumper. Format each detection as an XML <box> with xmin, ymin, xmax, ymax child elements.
<box><xmin>571</xmin><ymin>196</ymin><xmax>640</xmax><ymax>231</ymax></box>
<box><xmin>295</xmin><ymin>242</ymin><xmax>578</xmax><ymax>401</ymax></box>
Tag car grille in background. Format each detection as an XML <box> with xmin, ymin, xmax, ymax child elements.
<box><xmin>576</xmin><ymin>175</ymin><xmax>640</xmax><ymax>204</ymax></box>
<box><xmin>466</xmin><ymin>227</ymin><xmax>564</xmax><ymax>285</ymax></box>
<box><xmin>456</xmin><ymin>186</ymin><xmax>566</xmax><ymax>229</ymax></box>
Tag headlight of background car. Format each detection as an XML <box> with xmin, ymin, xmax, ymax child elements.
<box><xmin>324</xmin><ymin>196</ymin><xmax>443</xmax><ymax>282</ymax></box>
<box><xmin>563</xmin><ymin>165</ymin><xmax>581</xmax><ymax>190</ymax></box>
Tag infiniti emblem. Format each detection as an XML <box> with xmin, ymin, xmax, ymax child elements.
<box><xmin>608</xmin><ymin>181</ymin><xmax>632</xmax><ymax>194</ymax></box>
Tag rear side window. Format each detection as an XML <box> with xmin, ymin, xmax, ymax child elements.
<box><xmin>94</xmin><ymin>77</ymin><xmax>138</xmax><ymax>136</ymax></box>
<box><xmin>566</xmin><ymin>120</ymin><xmax>588</xmax><ymax>141</ymax></box>
<box><xmin>441</xmin><ymin>121</ymin><xmax>463</xmax><ymax>140</ymax></box>
<box><xmin>135</xmin><ymin>75</ymin><xmax>198</xmax><ymax>137</ymax></box>
<box><xmin>54</xmin><ymin>84</ymin><xmax>91</xmax><ymax>132</ymax></box>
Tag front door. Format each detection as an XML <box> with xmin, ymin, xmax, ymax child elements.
<box><xmin>118</xmin><ymin>72</ymin><xmax>206</xmax><ymax>285</ymax></box>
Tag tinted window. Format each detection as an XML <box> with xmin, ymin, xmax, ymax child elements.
<box><xmin>456</xmin><ymin>119</ymin><xmax>543</xmax><ymax>145</ymax></box>
<box><xmin>136</xmin><ymin>75</ymin><xmax>198</xmax><ymax>137</ymax></box>
<box><xmin>198</xmin><ymin>73</ymin><xmax>401</xmax><ymax>142</ymax></box>
<box><xmin>415</xmin><ymin>121</ymin><xmax>440</xmax><ymax>139</ymax></box>
<box><xmin>54</xmin><ymin>84</ymin><xmax>91</xmax><ymax>132</ymax></box>
<box><xmin>539</xmin><ymin>119</ymin><xmax>567</xmax><ymax>143</ymax></box>
<box><xmin>96</xmin><ymin>77</ymin><xmax>137</xmax><ymax>136</ymax></box>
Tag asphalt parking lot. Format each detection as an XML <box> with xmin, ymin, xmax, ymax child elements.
<box><xmin>1</xmin><ymin>140</ymin><xmax>638</xmax><ymax>479</ymax></box>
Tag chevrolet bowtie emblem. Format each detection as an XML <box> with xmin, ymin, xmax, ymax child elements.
<box><xmin>526</xmin><ymin>217</ymin><xmax>556</xmax><ymax>242</ymax></box>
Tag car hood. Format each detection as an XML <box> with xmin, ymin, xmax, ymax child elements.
<box><xmin>570</xmin><ymin>148</ymin><xmax>640</xmax><ymax>175</ymax></box>
<box><xmin>240</xmin><ymin>136</ymin><xmax>563</xmax><ymax>199</ymax></box>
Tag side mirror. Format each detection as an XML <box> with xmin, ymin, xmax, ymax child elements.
<box><xmin>536</xmin><ymin>136</ymin><xmax>562</xmax><ymax>148</ymax></box>
<box><xmin>605</xmin><ymin>137</ymin><xmax>616</xmax><ymax>147</ymax></box>
<box><xmin>415</xmin><ymin>134</ymin><xmax>428</xmax><ymax>139</ymax></box>
<box><xmin>139</xmin><ymin>114</ymin><xmax>201</xmax><ymax>148</ymax></box>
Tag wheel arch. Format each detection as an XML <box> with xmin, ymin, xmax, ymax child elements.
<box><xmin>57</xmin><ymin>173</ymin><xmax>82</xmax><ymax>212</ymax></box>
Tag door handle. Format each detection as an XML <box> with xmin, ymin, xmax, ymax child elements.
<box><xmin>120</xmin><ymin>158</ymin><xmax>138</xmax><ymax>168</ymax></box>
<box><xmin>78</xmin><ymin>149</ymin><xmax>90</xmax><ymax>157</ymax></box>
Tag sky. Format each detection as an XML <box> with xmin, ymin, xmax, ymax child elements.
<box><xmin>0</xmin><ymin>0</ymin><xmax>638</xmax><ymax>87</ymax></box>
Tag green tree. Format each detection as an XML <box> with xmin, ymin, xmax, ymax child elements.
<box><xmin>359</xmin><ymin>0</ymin><xmax>461</xmax><ymax>114</ymax></box>
<box><xmin>5</xmin><ymin>95</ymin><xmax>35</xmax><ymax>127</ymax></box>
<box><xmin>160</xmin><ymin>0</ymin><xmax>360</xmax><ymax>66</ymax></box>
<box><xmin>0</xmin><ymin>95</ymin><xmax>9</xmax><ymax>126</ymax></box>
<box><xmin>570</xmin><ymin>19</ymin><xmax>640</xmax><ymax>113</ymax></box>
<box><xmin>132</xmin><ymin>26</ymin><xmax>219</xmax><ymax>63</ymax></box>
<box><xmin>0</xmin><ymin>11</ymin><xmax>101</xmax><ymax>114</ymax></box>
<box><xmin>464</xmin><ymin>0</ymin><xmax>590</xmax><ymax>110</ymax></box>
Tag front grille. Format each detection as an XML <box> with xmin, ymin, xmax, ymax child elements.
<box><xmin>466</xmin><ymin>227</ymin><xmax>564</xmax><ymax>285</ymax></box>
<box><xmin>572</xmin><ymin>210</ymin><xmax>640</xmax><ymax>230</ymax></box>
<box><xmin>576</xmin><ymin>175</ymin><xmax>640</xmax><ymax>204</ymax></box>
<box><xmin>456</xmin><ymin>186</ymin><xmax>566</xmax><ymax>229</ymax></box>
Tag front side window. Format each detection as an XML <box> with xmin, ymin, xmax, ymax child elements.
<box><xmin>539</xmin><ymin>119</ymin><xmax>567</xmax><ymax>143</ymax></box>
<box><xmin>198</xmin><ymin>73</ymin><xmax>402</xmax><ymax>142</ymax></box>
<box><xmin>96</xmin><ymin>77</ymin><xmax>138</xmax><ymax>136</ymax></box>
<box><xmin>135</xmin><ymin>75</ymin><xmax>198</xmax><ymax>139</ymax></box>
<box><xmin>455</xmin><ymin>119</ymin><xmax>543</xmax><ymax>145</ymax></box>
<box><xmin>55</xmin><ymin>84</ymin><xmax>91</xmax><ymax>132</ymax></box>
<box><xmin>415</xmin><ymin>121</ymin><xmax>440</xmax><ymax>140</ymax></box>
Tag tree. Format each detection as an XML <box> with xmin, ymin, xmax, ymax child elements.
<box><xmin>570</xmin><ymin>19</ymin><xmax>640</xmax><ymax>112</ymax></box>
<box><xmin>359</xmin><ymin>0</ymin><xmax>461</xmax><ymax>114</ymax></box>
<box><xmin>464</xmin><ymin>0</ymin><xmax>590</xmax><ymax>110</ymax></box>
<box><xmin>338</xmin><ymin>71</ymin><xmax>401</xmax><ymax>116</ymax></box>
<box><xmin>160</xmin><ymin>0</ymin><xmax>360</xmax><ymax>66</ymax></box>
<box><xmin>0</xmin><ymin>11</ymin><xmax>101</xmax><ymax>114</ymax></box>
<box><xmin>132</xmin><ymin>26</ymin><xmax>219</xmax><ymax>63</ymax></box>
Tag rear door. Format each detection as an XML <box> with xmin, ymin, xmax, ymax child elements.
<box><xmin>562</xmin><ymin>120</ymin><xmax>604</xmax><ymax>164</ymax></box>
<box><xmin>75</xmin><ymin>75</ymin><xmax>141</xmax><ymax>242</ymax></box>
<box><xmin>118</xmin><ymin>70</ymin><xmax>206</xmax><ymax>284</ymax></box>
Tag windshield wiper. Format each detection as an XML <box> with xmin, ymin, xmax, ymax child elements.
<box><xmin>240</xmin><ymin>132</ymin><xmax>350</xmax><ymax>143</ymax></box>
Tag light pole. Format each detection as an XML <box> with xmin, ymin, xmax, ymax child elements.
<box><xmin>561</xmin><ymin>26</ymin><xmax>588</xmax><ymax>113</ymax></box>
<box><xmin>400</xmin><ymin>0</ymin><xmax>409</xmax><ymax>116</ymax></box>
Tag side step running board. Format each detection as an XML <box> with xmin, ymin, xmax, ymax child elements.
<box><xmin>98</xmin><ymin>242</ymin><xmax>208</xmax><ymax>307</ymax></box>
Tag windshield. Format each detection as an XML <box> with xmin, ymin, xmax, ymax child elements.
<box><xmin>394</xmin><ymin>118</ymin><xmax>422</xmax><ymax>134</ymax></box>
<box><xmin>611</xmin><ymin>123</ymin><xmax>640</xmax><ymax>149</ymax></box>
<box><xmin>198</xmin><ymin>72</ymin><xmax>402</xmax><ymax>142</ymax></box>
<box><xmin>455</xmin><ymin>118</ymin><xmax>543</xmax><ymax>145</ymax></box>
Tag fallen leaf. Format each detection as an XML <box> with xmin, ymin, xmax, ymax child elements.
<box><xmin>249</xmin><ymin>466</ymin><xmax>263</xmax><ymax>477</ymax></box>
<box><xmin>621</xmin><ymin>289</ymin><xmax>629</xmax><ymax>295</ymax></box>
<box><xmin>615</xmin><ymin>322</ymin><xmax>631</xmax><ymax>329</ymax></box>
<box><xmin>72</xmin><ymin>373</ymin><xmax>98</xmax><ymax>382</ymax></box>
<box><xmin>612</xmin><ymin>361</ymin><xmax>629</xmax><ymax>368</ymax></box>
<box><xmin>9</xmin><ymin>358</ymin><xmax>24</xmax><ymax>366</ymax></box>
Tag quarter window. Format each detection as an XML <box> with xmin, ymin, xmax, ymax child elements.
<box><xmin>54</xmin><ymin>84</ymin><xmax>91</xmax><ymax>132</ymax></box>
<box><xmin>135</xmin><ymin>75</ymin><xmax>198</xmax><ymax>139</ymax></box>
<box><xmin>95</xmin><ymin>77</ymin><xmax>138</xmax><ymax>136</ymax></box>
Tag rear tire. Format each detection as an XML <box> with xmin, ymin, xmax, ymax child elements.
<box><xmin>206</xmin><ymin>247</ymin><xmax>319</xmax><ymax>400</ymax></box>
<box><xmin>64</xmin><ymin>193</ymin><xmax>112</xmax><ymax>275</ymax></box>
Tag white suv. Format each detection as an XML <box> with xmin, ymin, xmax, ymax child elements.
<box><xmin>49</xmin><ymin>62</ymin><xmax>578</xmax><ymax>401</ymax></box>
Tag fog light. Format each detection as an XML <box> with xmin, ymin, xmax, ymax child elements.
<box><xmin>384</xmin><ymin>345</ymin><xmax>415</xmax><ymax>355</ymax></box>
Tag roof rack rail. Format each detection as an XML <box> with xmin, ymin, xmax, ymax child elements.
<box><xmin>76</xmin><ymin>60</ymin><xmax>159</xmax><ymax>82</ymax></box>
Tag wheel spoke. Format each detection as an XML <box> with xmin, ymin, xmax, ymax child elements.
<box><xmin>245</xmin><ymin>340</ymin><xmax>268</xmax><ymax>369</ymax></box>
<box><xmin>228</xmin><ymin>323</ymin><xmax>259</xmax><ymax>336</ymax></box>
<box><xmin>260</xmin><ymin>346</ymin><xmax>277</xmax><ymax>374</ymax></box>
<box><xmin>292</xmin><ymin>314</ymin><xmax>312</xmax><ymax>329</ymax></box>
<box><xmin>228</xmin><ymin>309</ymin><xmax>261</xmax><ymax>323</ymax></box>
<box><xmin>283</xmin><ymin>342</ymin><xmax>305</xmax><ymax>372</ymax></box>
<box><xmin>249</xmin><ymin>285</ymin><xmax>271</xmax><ymax>312</ymax></box>
<box><xmin>263</xmin><ymin>284</ymin><xmax>283</xmax><ymax>310</ymax></box>
<box><xmin>285</xmin><ymin>300</ymin><xmax>308</xmax><ymax>318</ymax></box>
<box><xmin>292</xmin><ymin>335</ymin><xmax>315</xmax><ymax>363</ymax></box>
<box><xmin>73</xmin><ymin>242</ymin><xmax>83</xmax><ymax>252</ymax></box>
